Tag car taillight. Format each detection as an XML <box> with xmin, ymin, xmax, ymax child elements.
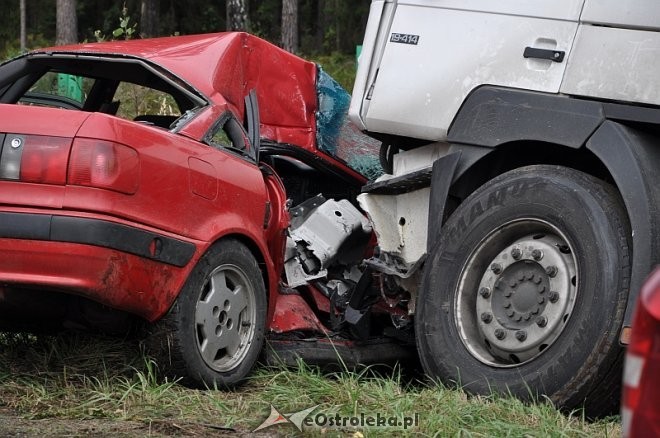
<box><xmin>68</xmin><ymin>138</ymin><xmax>140</xmax><ymax>194</ymax></box>
<box><xmin>0</xmin><ymin>134</ymin><xmax>71</xmax><ymax>184</ymax></box>
<box><xmin>622</xmin><ymin>268</ymin><xmax>660</xmax><ymax>438</ymax></box>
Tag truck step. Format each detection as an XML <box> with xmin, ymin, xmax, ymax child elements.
<box><xmin>361</xmin><ymin>167</ymin><xmax>432</xmax><ymax>195</ymax></box>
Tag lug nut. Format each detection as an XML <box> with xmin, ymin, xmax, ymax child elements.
<box><xmin>524</xmin><ymin>313</ymin><xmax>531</xmax><ymax>321</ymax></box>
<box><xmin>479</xmin><ymin>287</ymin><xmax>491</xmax><ymax>299</ymax></box>
<box><xmin>506</xmin><ymin>309</ymin><xmax>515</xmax><ymax>318</ymax></box>
<box><xmin>538</xmin><ymin>296</ymin><xmax>546</xmax><ymax>304</ymax></box>
<box><xmin>481</xmin><ymin>313</ymin><xmax>493</xmax><ymax>324</ymax></box>
<box><xmin>504</xmin><ymin>290</ymin><xmax>513</xmax><ymax>298</ymax></box>
<box><xmin>491</xmin><ymin>263</ymin><xmax>502</xmax><ymax>274</ymax></box>
<box><xmin>536</xmin><ymin>316</ymin><xmax>548</xmax><ymax>327</ymax></box>
<box><xmin>546</xmin><ymin>266</ymin><xmax>558</xmax><ymax>278</ymax></box>
<box><xmin>511</xmin><ymin>247</ymin><xmax>522</xmax><ymax>260</ymax></box>
<box><xmin>515</xmin><ymin>330</ymin><xmax>527</xmax><ymax>342</ymax></box>
<box><xmin>509</xmin><ymin>280</ymin><xmax>517</xmax><ymax>288</ymax></box>
<box><xmin>532</xmin><ymin>249</ymin><xmax>543</xmax><ymax>261</ymax></box>
<box><xmin>537</xmin><ymin>285</ymin><xmax>546</xmax><ymax>294</ymax></box>
<box><xmin>495</xmin><ymin>329</ymin><xmax>506</xmax><ymax>340</ymax></box>
<box><xmin>549</xmin><ymin>291</ymin><xmax>560</xmax><ymax>303</ymax></box>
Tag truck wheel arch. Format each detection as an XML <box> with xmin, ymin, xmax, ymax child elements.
<box><xmin>430</xmin><ymin>86</ymin><xmax>660</xmax><ymax>331</ymax></box>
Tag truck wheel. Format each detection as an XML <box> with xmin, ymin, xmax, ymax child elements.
<box><xmin>147</xmin><ymin>239</ymin><xmax>266</xmax><ymax>388</ymax></box>
<box><xmin>416</xmin><ymin>165</ymin><xmax>630</xmax><ymax>416</ymax></box>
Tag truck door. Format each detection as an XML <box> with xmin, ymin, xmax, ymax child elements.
<box><xmin>351</xmin><ymin>0</ymin><xmax>585</xmax><ymax>142</ymax></box>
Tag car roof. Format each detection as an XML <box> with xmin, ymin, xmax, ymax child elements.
<box><xmin>33</xmin><ymin>32</ymin><xmax>319</xmax><ymax>149</ymax></box>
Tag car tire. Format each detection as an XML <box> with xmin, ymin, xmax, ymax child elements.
<box><xmin>147</xmin><ymin>239</ymin><xmax>266</xmax><ymax>388</ymax></box>
<box><xmin>416</xmin><ymin>165</ymin><xmax>630</xmax><ymax>417</ymax></box>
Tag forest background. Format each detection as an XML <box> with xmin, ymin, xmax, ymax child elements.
<box><xmin>4</xmin><ymin>0</ymin><xmax>371</xmax><ymax>90</ymax></box>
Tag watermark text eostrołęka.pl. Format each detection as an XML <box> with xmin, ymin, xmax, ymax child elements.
<box><xmin>254</xmin><ymin>404</ymin><xmax>420</xmax><ymax>432</ymax></box>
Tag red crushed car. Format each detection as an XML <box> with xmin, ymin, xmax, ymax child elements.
<box><xmin>0</xmin><ymin>32</ymin><xmax>400</xmax><ymax>386</ymax></box>
<box><xmin>622</xmin><ymin>267</ymin><xmax>660</xmax><ymax>436</ymax></box>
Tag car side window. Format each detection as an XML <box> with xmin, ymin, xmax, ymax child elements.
<box><xmin>209</xmin><ymin>123</ymin><xmax>233</xmax><ymax>148</ymax></box>
<box><xmin>114</xmin><ymin>82</ymin><xmax>181</xmax><ymax>126</ymax></box>
<box><xmin>206</xmin><ymin>115</ymin><xmax>252</xmax><ymax>158</ymax></box>
<box><xmin>19</xmin><ymin>72</ymin><xmax>94</xmax><ymax>109</ymax></box>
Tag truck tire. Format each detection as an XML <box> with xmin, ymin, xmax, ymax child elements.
<box><xmin>416</xmin><ymin>165</ymin><xmax>630</xmax><ymax>416</ymax></box>
<box><xmin>147</xmin><ymin>239</ymin><xmax>266</xmax><ymax>388</ymax></box>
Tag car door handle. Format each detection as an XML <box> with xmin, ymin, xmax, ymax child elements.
<box><xmin>523</xmin><ymin>47</ymin><xmax>565</xmax><ymax>63</ymax></box>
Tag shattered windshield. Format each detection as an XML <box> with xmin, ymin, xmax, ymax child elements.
<box><xmin>316</xmin><ymin>68</ymin><xmax>383</xmax><ymax>180</ymax></box>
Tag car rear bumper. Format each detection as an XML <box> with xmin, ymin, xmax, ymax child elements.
<box><xmin>1</xmin><ymin>211</ymin><xmax>195</xmax><ymax>267</ymax></box>
<box><xmin>0</xmin><ymin>211</ymin><xmax>201</xmax><ymax>321</ymax></box>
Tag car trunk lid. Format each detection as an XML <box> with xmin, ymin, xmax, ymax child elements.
<box><xmin>0</xmin><ymin>105</ymin><xmax>91</xmax><ymax>208</ymax></box>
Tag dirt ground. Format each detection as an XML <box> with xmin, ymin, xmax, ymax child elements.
<box><xmin>0</xmin><ymin>407</ymin><xmax>277</xmax><ymax>437</ymax></box>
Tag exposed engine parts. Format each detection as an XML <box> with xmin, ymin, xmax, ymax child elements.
<box><xmin>283</xmin><ymin>195</ymin><xmax>413</xmax><ymax>341</ymax></box>
<box><xmin>284</xmin><ymin>195</ymin><xmax>372</xmax><ymax>287</ymax></box>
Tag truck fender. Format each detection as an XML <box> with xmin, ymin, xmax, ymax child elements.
<box><xmin>427</xmin><ymin>151</ymin><xmax>461</xmax><ymax>253</ymax></box>
<box><xmin>448</xmin><ymin>86</ymin><xmax>603</xmax><ymax>149</ymax></box>
<box><xmin>586</xmin><ymin>121</ymin><xmax>660</xmax><ymax>331</ymax></box>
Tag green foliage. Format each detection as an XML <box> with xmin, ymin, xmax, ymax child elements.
<box><xmin>310</xmin><ymin>52</ymin><xmax>357</xmax><ymax>92</ymax></box>
<box><xmin>113</xmin><ymin>5</ymin><xmax>138</xmax><ymax>40</ymax></box>
<box><xmin>0</xmin><ymin>34</ymin><xmax>51</xmax><ymax>61</ymax></box>
<box><xmin>250</xmin><ymin>0</ymin><xmax>281</xmax><ymax>40</ymax></box>
<box><xmin>94</xmin><ymin>3</ymin><xmax>137</xmax><ymax>42</ymax></box>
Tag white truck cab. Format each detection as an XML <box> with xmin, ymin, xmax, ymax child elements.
<box><xmin>351</xmin><ymin>0</ymin><xmax>660</xmax><ymax>140</ymax></box>
<box><xmin>349</xmin><ymin>0</ymin><xmax>660</xmax><ymax>417</ymax></box>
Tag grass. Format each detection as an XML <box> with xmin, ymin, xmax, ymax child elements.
<box><xmin>0</xmin><ymin>332</ymin><xmax>620</xmax><ymax>437</ymax></box>
<box><xmin>310</xmin><ymin>52</ymin><xmax>358</xmax><ymax>92</ymax></box>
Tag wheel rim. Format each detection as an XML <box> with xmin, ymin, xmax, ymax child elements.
<box><xmin>195</xmin><ymin>264</ymin><xmax>257</xmax><ymax>372</ymax></box>
<box><xmin>455</xmin><ymin>219</ymin><xmax>578</xmax><ymax>367</ymax></box>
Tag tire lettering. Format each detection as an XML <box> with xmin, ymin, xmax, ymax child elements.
<box><xmin>445</xmin><ymin>180</ymin><xmax>531</xmax><ymax>244</ymax></box>
<box><xmin>486</xmin><ymin>189</ymin><xmax>506</xmax><ymax>210</ymax></box>
<box><xmin>446</xmin><ymin>216</ymin><xmax>467</xmax><ymax>246</ymax></box>
<box><xmin>469</xmin><ymin>201</ymin><xmax>484</xmax><ymax>225</ymax></box>
<box><xmin>510</xmin><ymin>181</ymin><xmax>529</xmax><ymax>198</ymax></box>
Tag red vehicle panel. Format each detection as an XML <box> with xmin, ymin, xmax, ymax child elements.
<box><xmin>622</xmin><ymin>267</ymin><xmax>660</xmax><ymax>437</ymax></box>
<box><xmin>0</xmin><ymin>32</ymin><xmax>385</xmax><ymax>388</ymax></box>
